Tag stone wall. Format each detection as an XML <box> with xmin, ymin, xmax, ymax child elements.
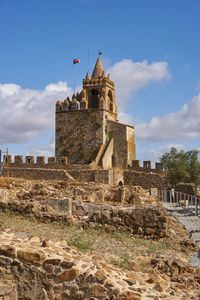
<box><xmin>0</xmin><ymin>198</ymin><xmax>168</xmax><ymax>240</ymax></box>
<box><xmin>6</xmin><ymin>167</ymin><xmax>114</xmax><ymax>184</ymax></box>
<box><xmin>0</xmin><ymin>197</ymin><xmax>73</xmax><ymax>223</ymax></box>
<box><xmin>5</xmin><ymin>166</ymin><xmax>167</xmax><ymax>188</ymax></box>
<box><xmin>7</xmin><ymin>168</ymin><xmax>74</xmax><ymax>181</ymax></box>
<box><xmin>77</xmin><ymin>203</ymin><xmax>169</xmax><ymax>239</ymax></box>
<box><xmin>129</xmin><ymin>160</ymin><xmax>164</xmax><ymax>174</ymax></box>
<box><xmin>124</xmin><ymin>170</ymin><xmax>166</xmax><ymax>190</ymax></box>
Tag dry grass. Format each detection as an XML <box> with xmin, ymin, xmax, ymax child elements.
<box><xmin>0</xmin><ymin>177</ymin><xmax>10</xmax><ymax>187</ymax></box>
<box><xmin>0</xmin><ymin>211</ymin><xmax>176</xmax><ymax>270</ymax></box>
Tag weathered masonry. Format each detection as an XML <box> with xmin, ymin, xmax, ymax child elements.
<box><xmin>55</xmin><ymin>56</ymin><xmax>136</xmax><ymax>169</ymax></box>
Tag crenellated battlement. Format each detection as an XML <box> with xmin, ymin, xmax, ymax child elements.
<box><xmin>4</xmin><ymin>155</ymin><xmax>68</xmax><ymax>167</ymax></box>
<box><xmin>82</xmin><ymin>74</ymin><xmax>114</xmax><ymax>88</ymax></box>
<box><xmin>129</xmin><ymin>160</ymin><xmax>164</xmax><ymax>174</ymax></box>
<box><xmin>56</xmin><ymin>93</ymin><xmax>87</xmax><ymax>112</ymax></box>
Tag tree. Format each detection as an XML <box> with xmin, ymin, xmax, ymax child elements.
<box><xmin>160</xmin><ymin>147</ymin><xmax>200</xmax><ymax>192</ymax></box>
<box><xmin>185</xmin><ymin>150</ymin><xmax>200</xmax><ymax>191</ymax></box>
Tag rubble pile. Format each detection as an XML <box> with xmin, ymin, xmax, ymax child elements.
<box><xmin>0</xmin><ymin>231</ymin><xmax>199</xmax><ymax>300</ymax></box>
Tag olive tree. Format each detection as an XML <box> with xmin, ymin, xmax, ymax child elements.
<box><xmin>160</xmin><ymin>147</ymin><xmax>200</xmax><ymax>192</ymax></box>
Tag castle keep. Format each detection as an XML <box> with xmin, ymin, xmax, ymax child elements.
<box><xmin>4</xmin><ymin>56</ymin><xmax>164</xmax><ymax>188</ymax></box>
<box><xmin>55</xmin><ymin>56</ymin><xmax>136</xmax><ymax>169</ymax></box>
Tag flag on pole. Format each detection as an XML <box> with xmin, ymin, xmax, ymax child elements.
<box><xmin>73</xmin><ymin>58</ymin><xmax>80</xmax><ymax>64</ymax></box>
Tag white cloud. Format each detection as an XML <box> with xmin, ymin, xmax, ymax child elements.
<box><xmin>136</xmin><ymin>93</ymin><xmax>200</xmax><ymax>142</ymax></box>
<box><xmin>108</xmin><ymin>59</ymin><xmax>170</xmax><ymax>107</ymax></box>
<box><xmin>0</xmin><ymin>81</ymin><xmax>72</xmax><ymax>144</ymax></box>
<box><xmin>118</xmin><ymin>112</ymin><xmax>135</xmax><ymax>125</ymax></box>
<box><xmin>0</xmin><ymin>58</ymin><xmax>170</xmax><ymax>147</ymax></box>
<box><xmin>0</xmin><ymin>83</ymin><xmax>21</xmax><ymax>97</ymax></box>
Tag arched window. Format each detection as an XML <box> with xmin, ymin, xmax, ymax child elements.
<box><xmin>118</xmin><ymin>180</ymin><xmax>124</xmax><ymax>186</ymax></box>
<box><xmin>108</xmin><ymin>90</ymin><xmax>114</xmax><ymax>112</ymax></box>
<box><xmin>88</xmin><ymin>89</ymin><xmax>99</xmax><ymax>108</ymax></box>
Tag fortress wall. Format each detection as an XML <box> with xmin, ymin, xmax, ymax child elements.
<box><xmin>7</xmin><ymin>168</ymin><xmax>71</xmax><ymax>181</ymax></box>
<box><xmin>4</xmin><ymin>155</ymin><xmax>93</xmax><ymax>170</ymax></box>
<box><xmin>6</xmin><ymin>167</ymin><xmax>113</xmax><ymax>185</ymax></box>
<box><xmin>129</xmin><ymin>160</ymin><xmax>164</xmax><ymax>174</ymax></box>
<box><xmin>124</xmin><ymin>170</ymin><xmax>166</xmax><ymax>190</ymax></box>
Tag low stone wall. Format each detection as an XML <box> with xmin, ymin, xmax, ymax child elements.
<box><xmin>0</xmin><ymin>195</ymin><xmax>167</xmax><ymax>239</ymax></box>
<box><xmin>75</xmin><ymin>203</ymin><xmax>169</xmax><ymax>239</ymax></box>
<box><xmin>0</xmin><ymin>198</ymin><xmax>73</xmax><ymax>223</ymax></box>
<box><xmin>124</xmin><ymin>170</ymin><xmax>166</xmax><ymax>190</ymax></box>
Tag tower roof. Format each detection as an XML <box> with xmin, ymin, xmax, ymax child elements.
<box><xmin>92</xmin><ymin>57</ymin><xmax>104</xmax><ymax>78</ymax></box>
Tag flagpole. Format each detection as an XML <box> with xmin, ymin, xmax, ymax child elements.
<box><xmin>73</xmin><ymin>62</ymin><xmax>75</xmax><ymax>95</ymax></box>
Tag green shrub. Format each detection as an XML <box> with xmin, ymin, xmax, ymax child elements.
<box><xmin>68</xmin><ymin>234</ymin><xmax>93</xmax><ymax>252</ymax></box>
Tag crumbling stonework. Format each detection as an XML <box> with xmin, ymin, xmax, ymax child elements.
<box><xmin>0</xmin><ymin>229</ymin><xmax>199</xmax><ymax>300</ymax></box>
<box><xmin>0</xmin><ymin>179</ymin><xmax>168</xmax><ymax>239</ymax></box>
<box><xmin>82</xmin><ymin>203</ymin><xmax>169</xmax><ymax>239</ymax></box>
<box><xmin>0</xmin><ymin>232</ymin><xmax>141</xmax><ymax>300</ymax></box>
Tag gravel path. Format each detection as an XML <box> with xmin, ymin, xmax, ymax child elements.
<box><xmin>163</xmin><ymin>202</ymin><xmax>200</xmax><ymax>267</ymax></box>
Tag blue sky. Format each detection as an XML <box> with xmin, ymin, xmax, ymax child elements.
<box><xmin>1</xmin><ymin>0</ymin><xmax>200</xmax><ymax>163</ymax></box>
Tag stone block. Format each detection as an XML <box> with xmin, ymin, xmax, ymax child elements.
<box><xmin>48</xmin><ymin>157</ymin><xmax>56</xmax><ymax>164</ymax></box>
<box><xmin>14</xmin><ymin>155</ymin><xmax>23</xmax><ymax>164</ymax></box>
<box><xmin>55</xmin><ymin>268</ymin><xmax>80</xmax><ymax>283</ymax></box>
<box><xmin>17</xmin><ymin>248</ymin><xmax>46</xmax><ymax>265</ymax></box>
<box><xmin>45</xmin><ymin>198</ymin><xmax>73</xmax><ymax>217</ymax></box>
<box><xmin>155</xmin><ymin>162</ymin><xmax>163</xmax><ymax>171</ymax></box>
<box><xmin>36</xmin><ymin>156</ymin><xmax>45</xmax><ymax>164</ymax></box>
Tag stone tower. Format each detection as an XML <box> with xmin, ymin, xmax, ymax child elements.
<box><xmin>82</xmin><ymin>57</ymin><xmax>117</xmax><ymax>119</ymax></box>
<box><xmin>55</xmin><ymin>56</ymin><xmax>136</xmax><ymax>169</ymax></box>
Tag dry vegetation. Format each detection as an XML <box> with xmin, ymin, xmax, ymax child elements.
<box><xmin>0</xmin><ymin>210</ymin><xmax>182</xmax><ymax>271</ymax></box>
